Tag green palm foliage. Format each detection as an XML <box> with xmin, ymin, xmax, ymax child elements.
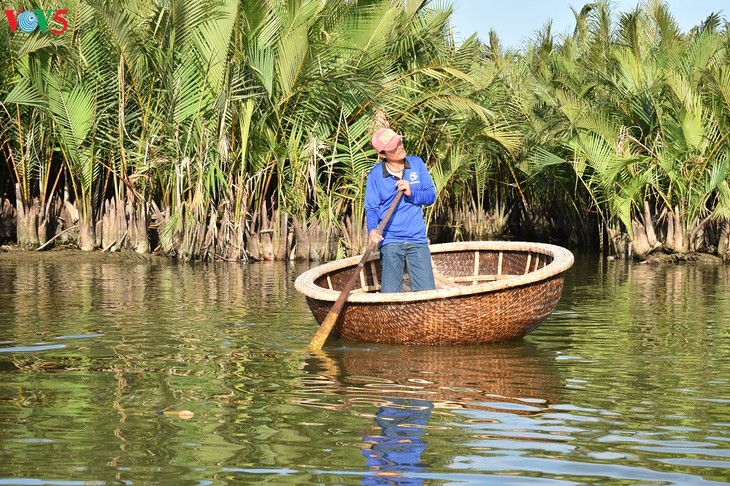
<box><xmin>522</xmin><ymin>0</ymin><xmax>730</xmax><ymax>257</ymax></box>
<box><xmin>2</xmin><ymin>2</ymin><xmax>89</xmax><ymax>247</ymax></box>
<box><xmin>2</xmin><ymin>0</ymin><xmax>729</xmax><ymax>261</ymax></box>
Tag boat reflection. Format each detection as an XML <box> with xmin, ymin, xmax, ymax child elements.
<box><xmin>299</xmin><ymin>342</ymin><xmax>562</xmax><ymax>414</ymax></box>
<box><xmin>298</xmin><ymin>343</ymin><xmax>562</xmax><ymax>484</ymax></box>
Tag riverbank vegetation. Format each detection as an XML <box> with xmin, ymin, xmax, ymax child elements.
<box><xmin>2</xmin><ymin>0</ymin><xmax>729</xmax><ymax>262</ymax></box>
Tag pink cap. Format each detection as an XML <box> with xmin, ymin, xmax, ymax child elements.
<box><xmin>371</xmin><ymin>128</ymin><xmax>402</xmax><ymax>153</ymax></box>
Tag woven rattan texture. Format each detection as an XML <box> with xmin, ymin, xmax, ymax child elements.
<box><xmin>302</xmin><ymin>244</ymin><xmax>571</xmax><ymax>344</ymax></box>
<box><xmin>306</xmin><ymin>277</ymin><xmax>565</xmax><ymax>344</ymax></box>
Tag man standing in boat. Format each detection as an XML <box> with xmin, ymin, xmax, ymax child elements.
<box><xmin>366</xmin><ymin>128</ymin><xmax>437</xmax><ymax>293</ymax></box>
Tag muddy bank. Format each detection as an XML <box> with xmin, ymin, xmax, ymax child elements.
<box><xmin>0</xmin><ymin>244</ymin><xmax>167</xmax><ymax>264</ymax></box>
<box><xmin>640</xmin><ymin>251</ymin><xmax>724</xmax><ymax>264</ymax></box>
<box><xmin>2</xmin><ymin>243</ymin><xmax>725</xmax><ymax>266</ymax></box>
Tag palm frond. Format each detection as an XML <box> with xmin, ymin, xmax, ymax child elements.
<box><xmin>46</xmin><ymin>79</ymin><xmax>95</xmax><ymax>160</ymax></box>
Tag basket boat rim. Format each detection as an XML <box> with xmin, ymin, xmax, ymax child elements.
<box><xmin>294</xmin><ymin>240</ymin><xmax>574</xmax><ymax>304</ymax></box>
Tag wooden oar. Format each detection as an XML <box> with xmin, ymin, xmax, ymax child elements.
<box><xmin>309</xmin><ymin>190</ymin><xmax>404</xmax><ymax>350</ymax></box>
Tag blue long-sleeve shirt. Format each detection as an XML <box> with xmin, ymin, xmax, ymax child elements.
<box><xmin>364</xmin><ymin>155</ymin><xmax>436</xmax><ymax>246</ymax></box>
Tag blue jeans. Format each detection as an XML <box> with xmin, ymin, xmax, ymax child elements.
<box><xmin>379</xmin><ymin>242</ymin><xmax>435</xmax><ymax>293</ymax></box>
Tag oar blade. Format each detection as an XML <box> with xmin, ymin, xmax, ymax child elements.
<box><xmin>309</xmin><ymin>311</ymin><xmax>340</xmax><ymax>350</ymax></box>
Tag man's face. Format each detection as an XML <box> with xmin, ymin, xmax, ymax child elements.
<box><xmin>382</xmin><ymin>140</ymin><xmax>406</xmax><ymax>162</ymax></box>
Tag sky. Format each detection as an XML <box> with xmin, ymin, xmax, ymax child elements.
<box><xmin>449</xmin><ymin>0</ymin><xmax>728</xmax><ymax>50</ymax></box>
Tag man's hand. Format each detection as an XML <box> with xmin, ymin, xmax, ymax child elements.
<box><xmin>369</xmin><ymin>228</ymin><xmax>383</xmax><ymax>245</ymax></box>
<box><xmin>396</xmin><ymin>179</ymin><xmax>411</xmax><ymax>197</ymax></box>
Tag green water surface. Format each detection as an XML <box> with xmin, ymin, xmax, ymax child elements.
<box><xmin>0</xmin><ymin>253</ymin><xmax>728</xmax><ymax>485</ymax></box>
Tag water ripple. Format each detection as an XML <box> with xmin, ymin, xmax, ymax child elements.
<box><xmin>0</xmin><ymin>344</ymin><xmax>66</xmax><ymax>353</ymax></box>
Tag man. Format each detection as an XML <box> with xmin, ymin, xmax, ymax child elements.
<box><xmin>365</xmin><ymin>128</ymin><xmax>436</xmax><ymax>293</ymax></box>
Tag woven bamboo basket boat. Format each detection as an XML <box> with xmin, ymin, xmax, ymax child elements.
<box><xmin>295</xmin><ymin>241</ymin><xmax>574</xmax><ymax>345</ymax></box>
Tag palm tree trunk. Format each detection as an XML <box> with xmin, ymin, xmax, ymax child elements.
<box><xmin>631</xmin><ymin>219</ymin><xmax>652</xmax><ymax>258</ymax></box>
<box><xmin>129</xmin><ymin>200</ymin><xmax>149</xmax><ymax>254</ymax></box>
<box><xmin>14</xmin><ymin>183</ymin><xmax>39</xmax><ymax>249</ymax></box>
<box><xmin>0</xmin><ymin>197</ymin><xmax>15</xmax><ymax>242</ymax></box>
<box><xmin>78</xmin><ymin>198</ymin><xmax>96</xmax><ymax>251</ymax></box>
<box><xmin>718</xmin><ymin>220</ymin><xmax>730</xmax><ymax>262</ymax></box>
<box><xmin>670</xmin><ymin>206</ymin><xmax>688</xmax><ymax>253</ymax></box>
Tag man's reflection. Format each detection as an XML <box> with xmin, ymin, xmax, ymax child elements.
<box><xmin>361</xmin><ymin>398</ymin><xmax>433</xmax><ymax>485</ymax></box>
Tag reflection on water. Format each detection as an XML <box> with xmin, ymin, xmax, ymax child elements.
<box><xmin>361</xmin><ymin>398</ymin><xmax>432</xmax><ymax>486</ymax></box>
<box><xmin>301</xmin><ymin>344</ymin><xmax>562</xmax><ymax>485</ymax></box>
<box><xmin>0</xmin><ymin>254</ymin><xmax>729</xmax><ymax>485</ymax></box>
<box><xmin>300</xmin><ymin>343</ymin><xmax>561</xmax><ymax>414</ymax></box>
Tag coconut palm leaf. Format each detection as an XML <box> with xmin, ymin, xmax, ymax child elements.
<box><xmin>4</xmin><ymin>78</ymin><xmax>45</xmax><ymax>108</ymax></box>
<box><xmin>193</xmin><ymin>0</ymin><xmax>237</xmax><ymax>95</ymax></box>
<box><xmin>46</xmin><ymin>80</ymin><xmax>95</xmax><ymax>161</ymax></box>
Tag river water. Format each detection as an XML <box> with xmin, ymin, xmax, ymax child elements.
<box><xmin>0</xmin><ymin>251</ymin><xmax>728</xmax><ymax>485</ymax></box>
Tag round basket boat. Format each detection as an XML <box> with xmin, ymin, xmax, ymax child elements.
<box><xmin>294</xmin><ymin>241</ymin><xmax>574</xmax><ymax>345</ymax></box>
